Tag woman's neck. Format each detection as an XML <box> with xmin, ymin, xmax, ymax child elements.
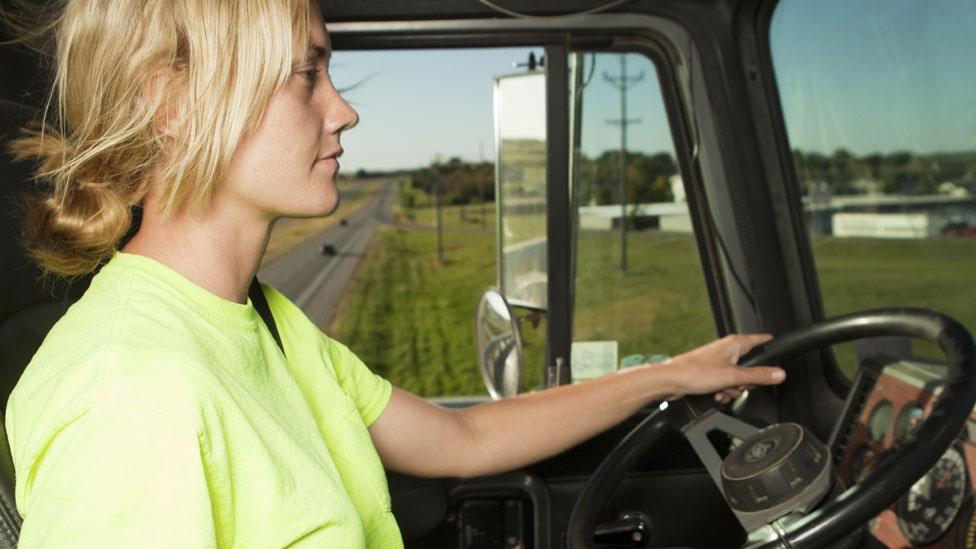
<box><xmin>122</xmin><ymin>192</ymin><xmax>275</xmax><ymax>304</ymax></box>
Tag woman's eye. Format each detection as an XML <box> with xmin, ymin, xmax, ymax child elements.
<box><xmin>297</xmin><ymin>68</ymin><xmax>321</xmax><ymax>83</ymax></box>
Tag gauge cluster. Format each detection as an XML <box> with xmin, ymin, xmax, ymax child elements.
<box><xmin>839</xmin><ymin>360</ymin><xmax>976</xmax><ymax>548</ymax></box>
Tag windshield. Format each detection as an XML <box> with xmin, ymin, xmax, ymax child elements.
<box><xmin>771</xmin><ymin>0</ymin><xmax>976</xmax><ymax>376</ymax></box>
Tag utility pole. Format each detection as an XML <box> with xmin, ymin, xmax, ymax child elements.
<box><xmin>479</xmin><ymin>141</ymin><xmax>486</xmax><ymax>229</ymax></box>
<box><xmin>431</xmin><ymin>155</ymin><xmax>445</xmax><ymax>264</ymax></box>
<box><xmin>436</xmin><ymin>179</ymin><xmax>445</xmax><ymax>264</ymax></box>
<box><xmin>604</xmin><ymin>54</ymin><xmax>643</xmax><ymax>273</ymax></box>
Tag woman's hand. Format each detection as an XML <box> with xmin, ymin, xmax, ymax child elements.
<box><xmin>663</xmin><ymin>334</ymin><xmax>786</xmax><ymax>403</ymax></box>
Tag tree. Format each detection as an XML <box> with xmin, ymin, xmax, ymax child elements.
<box><xmin>578</xmin><ymin>150</ymin><xmax>677</xmax><ymax>206</ymax></box>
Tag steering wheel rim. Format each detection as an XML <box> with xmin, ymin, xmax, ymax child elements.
<box><xmin>567</xmin><ymin>308</ymin><xmax>976</xmax><ymax>549</ymax></box>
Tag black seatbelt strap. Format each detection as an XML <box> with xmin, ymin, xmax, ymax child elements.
<box><xmin>248</xmin><ymin>277</ymin><xmax>286</xmax><ymax>356</ymax></box>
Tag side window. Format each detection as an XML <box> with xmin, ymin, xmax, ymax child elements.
<box><xmin>568</xmin><ymin>52</ymin><xmax>716</xmax><ymax>382</ymax></box>
<box><xmin>771</xmin><ymin>0</ymin><xmax>976</xmax><ymax>376</ymax></box>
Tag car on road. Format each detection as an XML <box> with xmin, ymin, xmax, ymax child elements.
<box><xmin>2</xmin><ymin>1</ymin><xmax>975</xmax><ymax>548</ymax></box>
<box><xmin>943</xmin><ymin>223</ymin><xmax>976</xmax><ymax>239</ymax></box>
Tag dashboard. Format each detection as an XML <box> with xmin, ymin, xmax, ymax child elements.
<box><xmin>838</xmin><ymin>360</ymin><xmax>976</xmax><ymax>548</ymax></box>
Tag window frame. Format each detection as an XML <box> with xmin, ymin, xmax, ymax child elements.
<box><xmin>329</xmin><ymin>15</ymin><xmax>738</xmax><ymax>389</ymax></box>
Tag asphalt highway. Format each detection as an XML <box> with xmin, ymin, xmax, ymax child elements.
<box><xmin>258</xmin><ymin>179</ymin><xmax>396</xmax><ymax>328</ymax></box>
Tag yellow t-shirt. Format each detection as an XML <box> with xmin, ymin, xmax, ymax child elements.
<box><xmin>5</xmin><ymin>252</ymin><xmax>401</xmax><ymax>548</ymax></box>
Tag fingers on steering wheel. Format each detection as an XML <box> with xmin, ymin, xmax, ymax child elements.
<box><xmin>739</xmin><ymin>365</ymin><xmax>786</xmax><ymax>386</ymax></box>
<box><xmin>732</xmin><ymin>333</ymin><xmax>774</xmax><ymax>352</ymax></box>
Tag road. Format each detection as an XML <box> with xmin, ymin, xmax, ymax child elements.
<box><xmin>258</xmin><ymin>179</ymin><xmax>396</xmax><ymax>328</ymax></box>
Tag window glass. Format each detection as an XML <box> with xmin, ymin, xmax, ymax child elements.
<box><xmin>568</xmin><ymin>52</ymin><xmax>716</xmax><ymax>382</ymax></box>
<box><xmin>771</xmin><ymin>0</ymin><xmax>976</xmax><ymax>376</ymax></box>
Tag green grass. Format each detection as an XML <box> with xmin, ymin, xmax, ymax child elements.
<box><xmin>327</xmin><ymin>206</ymin><xmax>511</xmax><ymax>397</ymax></box>
<box><xmin>329</xmin><ymin>208</ymin><xmax>976</xmax><ymax>396</ymax></box>
<box><xmin>329</xmin><ymin>207</ymin><xmax>711</xmax><ymax>396</ymax></box>
<box><xmin>812</xmin><ymin>236</ymin><xmax>976</xmax><ymax>376</ymax></box>
<box><xmin>573</xmin><ymin>229</ymin><xmax>716</xmax><ymax>357</ymax></box>
<box><xmin>814</xmin><ymin>236</ymin><xmax>976</xmax><ymax>321</ymax></box>
<box><xmin>407</xmin><ymin>202</ymin><xmax>492</xmax><ymax>228</ymax></box>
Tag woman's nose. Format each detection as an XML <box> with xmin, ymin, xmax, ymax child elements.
<box><xmin>327</xmin><ymin>92</ymin><xmax>359</xmax><ymax>133</ymax></box>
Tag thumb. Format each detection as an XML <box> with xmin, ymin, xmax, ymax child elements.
<box><xmin>736</xmin><ymin>366</ymin><xmax>786</xmax><ymax>386</ymax></box>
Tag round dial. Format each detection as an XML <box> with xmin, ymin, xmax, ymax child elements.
<box><xmin>868</xmin><ymin>400</ymin><xmax>894</xmax><ymax>441</ymax></box>
<box><xmin>895</xmin><ymin>403</ymin><xmax>925</xmax><ymax>443</ymax></box>
<box><xmin>897</xmin><ymin>446</ymin><xmax>968</xmax><ymax>545</ymax></box>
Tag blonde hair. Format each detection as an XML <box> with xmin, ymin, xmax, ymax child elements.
<box><xmin>6</xmin><ymin>0</ymin><xmax>312</xmax><ymax>276</ymax></box>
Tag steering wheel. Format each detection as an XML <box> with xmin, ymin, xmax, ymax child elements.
<box><xmin>567</xmin><ymin>308</ymin><xmax>976</xmax><ymax>549</ymax></box>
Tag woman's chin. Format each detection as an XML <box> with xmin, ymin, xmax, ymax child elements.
<box><xmin>309</xmin><ymin>194</ymin><xmax>341</xmax><ymax>218</ymax></box>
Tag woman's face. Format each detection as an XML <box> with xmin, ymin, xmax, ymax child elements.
<box><xmin>219</xmin><ymin>7</ymin><xmax>358</xmax><ymax>221</ymax></box>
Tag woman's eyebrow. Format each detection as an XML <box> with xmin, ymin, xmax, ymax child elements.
<box><xmin>306</xmin><ymin>45</ymin><xmax>329</xmax><ymax>63</ymax></box>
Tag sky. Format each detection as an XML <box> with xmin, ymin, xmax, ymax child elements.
<box><xmin>330</xmin><ymin>0</ymin><xmax>976</xmax><ymax>173</ymax></box>
<box><xmin>771</xmin><ymin>0</ymin><xmax>976</xmax><ymax>157</ymax></box>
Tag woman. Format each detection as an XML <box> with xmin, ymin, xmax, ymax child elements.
<box><xmin>4</xmin><ymin>0</ymin><xmax>786</xmax><ymax>547</ymax></box>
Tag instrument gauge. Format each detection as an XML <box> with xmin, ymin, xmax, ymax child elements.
<box><xmin>895</xmin><ymin>403</ymin><xmax>925</xmax><ymax>444</ymax></box>
<box><xmin>868</xmin><ymin>400</ymin><xmax>894</xmax><ymax>441</ymax></box>
<box><xmin>897</xmin><ymin>446</ymin><xmax>967</xmax><ymax>545</ymax></box>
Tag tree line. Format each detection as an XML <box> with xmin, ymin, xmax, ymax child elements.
<box><xmin>793</xmin><ymin>149</ymin><xmax>976</xmax><ymax>196</ymax></box>
<box><xmin>368</xmin><ymin>148</ymin><xmax>976</xmax><ymax>207</ymax></box>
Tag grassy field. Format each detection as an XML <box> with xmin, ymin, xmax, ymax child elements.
<box><xmin>813</xmin><ymin>236</ymin><xmax>976</xmax><ymax>376</ymax></box>
<box><xmin>328</xmin><ymin>199</ymin><xmax>976</xmax><ymax>396</ymax></box>
<box><xmin>328</xmin><ymin>200</ymin><xmax>714</xmax><ymax>397</ymax></box>
<box><xmin>327</xmin><ymin>207</ymin><xmax>506</xmax><ymax>396</ymax></box>
<box><xmin>573</xmin><ymin>229</ymin><xmax>715</xmax><ymax>357</ymax></box>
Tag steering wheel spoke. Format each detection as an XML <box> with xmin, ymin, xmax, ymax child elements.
<box><xmin>680</xmin><ymin>409</ymin><xmax>761</xmax><ymax>500</ymax></box>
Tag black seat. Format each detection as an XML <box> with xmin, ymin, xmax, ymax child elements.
<box><xmin>0</xmin><ymin>98</ymin><xmax>90</xmax><ymax>547</ymax></box>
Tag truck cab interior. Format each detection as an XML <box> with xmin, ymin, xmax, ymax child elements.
<box><xmin>2</xmin><ymin>0</ymin><xmax>976</xmax><ymax>547</ymax></box>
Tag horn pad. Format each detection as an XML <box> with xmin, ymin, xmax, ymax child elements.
<box><xmin>721</xmin><ymin>423</ymin><xmax>834</xmax><ymax>523</ymax></box>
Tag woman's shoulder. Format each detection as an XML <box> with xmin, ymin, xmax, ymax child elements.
<box><xmin>11</xmin><ymin>332</ymin><xmax>217</xmax><ymax>429</ymax></box>
<box><xmin>9</xmin><ymin>269</ymin><xmax>223</xmax><ymax>435</ymax></box>
<box><xmin>24</xmin><ymin>263</ymin><xmax>215</xmax><ymax>374</ymax></box>
<box><xmin>6</xmin><ymin>333</ymin><xmax>215</xmax><ymax>488</ymax></box>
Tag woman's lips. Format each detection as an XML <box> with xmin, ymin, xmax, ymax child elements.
<box><xmin>315</xmin><ymin>148</ymin><xmax>343</xmax><ymax>169</ymax></box>
<box><xmin>315</xmin><ymin>156</ymin><xmax>340</xmax><ymax>170</ymax></box>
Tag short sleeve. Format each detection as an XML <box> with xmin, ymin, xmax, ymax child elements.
<box><xmin>17</xmin><ymin>404</ymin><xmax>218</xmax><ymax>548</ymax></box>
<box><xmin>260</xmin><ymin>284</ymin><xmax>393</xmax><ymax>427</ymax></box>
<box><xmin>327</xmin><ymin>340</ymin><xmax>393</xmax><ymax>427</ymax></box>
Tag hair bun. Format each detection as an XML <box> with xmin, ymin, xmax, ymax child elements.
<box><xmin>23</xmin><ymin>179</ymin><xmax>131</xmax><ymax>277</ymax></box>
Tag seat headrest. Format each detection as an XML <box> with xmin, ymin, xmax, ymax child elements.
<box><xmin>0</xmin><ymin>97</ymin><xmax>38</xmax><ymax>544</ymax></box>
<box><xmin>0</xmin><ymin>99</ymin><xmax>89</xmax><ymax>322</ymax></box>
<box><xmin>0</xmin><ymin>99</ymin><xmax>90</xmax><ymax>411</ymax></box>
<box><xmin>0</xmin><ymin>98</ymin><xmax>46</xmax><ymax>322</ymax></box>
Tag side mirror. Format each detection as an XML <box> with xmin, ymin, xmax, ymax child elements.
<box><xmin>475</xmin><ymin>289</ymin><xmax>523</xmax><ymax>400</ymax></box>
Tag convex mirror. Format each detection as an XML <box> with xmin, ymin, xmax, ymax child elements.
<box><xmin>475</xmin><ymin>289</ymin><xmax>523</xmax><ymax>400</ymax></box>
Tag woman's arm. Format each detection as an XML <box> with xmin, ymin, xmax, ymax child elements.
<box><xmin>368</xmin><ymin>334</ymin><xmax>785</xmax><ymax>479</ymax></box>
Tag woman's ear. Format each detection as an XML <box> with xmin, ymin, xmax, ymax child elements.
<box><xmin>145</xmin><ymin>65</ymin><xmax>183</xmax><ymax>137</ymax></box>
